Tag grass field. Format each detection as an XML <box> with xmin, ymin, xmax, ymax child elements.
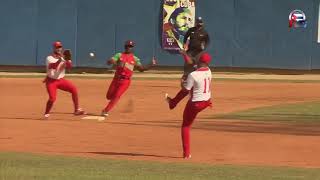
<box><xmin>212</xmin><ymin>101</ymin><xmax>320</xmax><ymax>123</ymax></box>
<box><xmin>1</xmin><ymin>152</ymin><xmax>320</xmax><ymax>180</ymax></box>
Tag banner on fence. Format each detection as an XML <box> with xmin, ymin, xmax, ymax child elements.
<box><xmin>162</xmin><ymin>0</ymin><xmax>195</xmax><ymax>50</ymax></box>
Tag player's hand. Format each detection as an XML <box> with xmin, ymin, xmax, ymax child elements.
<box><xmin>60</xmin><ymin>61</ymin><xmax>67</xmax><ymax>68</ymax></box>
<box><xmin>179</xmin><ymin>49</ymin><xmax>187</xmax><ymax>55</ymax></box>
<box><xmin>58</xmin><ymin>57</ymin><xmax>66</xmax><ymax>63</ymax></box>
<box><xmin>56</xmin><ymin>60</ymin><xmax>67</xmax><ymax>71</ymax></box>
<box><xmin>200</xmin><ymin>42</ymin><xmax>206</xmax><ymax>50</ymax></box>
<box><xmin>183</xmin><ymin>44</ymin><xmax>188</xmax><ymax>51</ymax></box>
<box><xmin>107</xmin><ymin>59</ymin><xmax>115</xmax><ymax>65</ymax></box>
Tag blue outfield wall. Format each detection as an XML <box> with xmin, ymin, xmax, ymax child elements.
<box><xmin>0</xmin><ymin>0</ymin><xmax>320</xmax><ymax>69</ymax></box>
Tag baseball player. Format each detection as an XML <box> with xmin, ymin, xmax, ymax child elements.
<box><xmin>101</xmin><ymin>40</ymin><xmax>156</xmax><ymax>117</ymax></box>
<box><xmin>167</xmin><ymin>52</ymin><xmax>212</xmax><ymax>159</ymax></box>
<box><xmin>166</xmin><ymin>17</ymin><xmax>210</xmax><ymax>110</ymax></box>
<box><xmin>43</xmin><ymin>41</ymin><xmax>85</xmax><ymax>119</ymax></box>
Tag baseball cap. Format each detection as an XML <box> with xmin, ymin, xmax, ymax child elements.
<box><xmin>199</xmin><ymin>53</ymin><xmax>211</xmax><ymax>64</ymax></box>
<box><xmin>125</xmin><ymin>40</ymin><xmax>135</xmax><ymax>47</ymax></box>
<box><xmin>53</xmin><ymin>41</ymin><xmax>63</xmax><ymax>48</ymax></box>
<box><xmin>196</xmin><ymin>17</ymin><xmax>204</xmax><ymax>25</ymax></box>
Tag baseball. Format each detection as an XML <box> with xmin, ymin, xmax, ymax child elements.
<box><xmin>89</xmin><ymin>52</ymin><xmax>95</xmax><ymax>58</ymax></box>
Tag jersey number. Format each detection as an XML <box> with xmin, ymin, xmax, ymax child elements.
<box><xmin>203</xmin><ymin>78</ymin><xmax>211</xmax><ymax>93</ymax></box>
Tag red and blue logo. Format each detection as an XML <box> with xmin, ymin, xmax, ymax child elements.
<box><xmin>289</xmin><ymin>10</ymin><xmax>307</xmax><ymax>28</ymax></box>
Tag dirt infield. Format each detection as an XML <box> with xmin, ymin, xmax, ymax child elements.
<box><xmin>1</xmin><ymin>78</ymin><xmax>320</xmax><ymax>168</ymax></box>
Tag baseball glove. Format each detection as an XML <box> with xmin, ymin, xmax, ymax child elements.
<box><xmin>63</xmin><ymin>49</ymin><xmax>72</xmax><ymax>61</ymax></box>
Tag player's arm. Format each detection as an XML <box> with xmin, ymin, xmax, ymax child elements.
<box><xmin>135</xmin><ymin>56</ymin><xmax>157</xmax><ymax>72</ymax></box>
<box><xmin>183</xmin><ymin>28</ymin><xmax>192</xmax><ymax>50</ymax></box>
<box><xmin>47</xmin><ymin>56</ymin><xmax>63</xmax><ymax>70</ymax></box>
<box><xmin>57</xmin><ymin>60</ymin><xmax>72</xmax><ymax>71</ymax></box>
<box><xmin>57</xmin><ymin>58</ymin><xmax>74</xmax><ymax>71</ymax></box>
<box><xmin>179</xmin><ymin>50</ymin><xmax>193</xmax><ymax>65</ymax></box>
<box><xmin>107</xmin><ymin>53</ymin><xmax>121</xmax><ymax>65</ymax></box>
<box><xmin>56</xmin><ymin>52</ymin><xmax>72</xmax><ymax>71</ymax></box>
<box><xmin>56</xmin><ymin>59</ymin><xmax>66</xmax><ymax>71</ymax></box>
<box><xmin>183</xmin><ymin>28</ymin><xmax>191</xmax><ymax>45</ymax></box>
<box><xmin>204</xmin><ymin>31</ymin><xmax>210</xmax><ymax>47</ymax></box>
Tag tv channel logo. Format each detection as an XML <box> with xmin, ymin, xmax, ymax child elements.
<box><xmin>289</xmin><ymin>10</ymin><xmax>307</xmax><ymax>28</ymax></box>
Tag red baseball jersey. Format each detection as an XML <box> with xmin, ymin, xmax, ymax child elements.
<box><xmin>112</xmin><ymin>53</ymin><xmax>142</xmax><ymax>79</ymax></box>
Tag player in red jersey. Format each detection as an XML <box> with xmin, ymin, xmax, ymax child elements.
<box><xmin>101</xmin><ymin>40</ymin><xmax>156</xmax><ymax>117</ymax></box>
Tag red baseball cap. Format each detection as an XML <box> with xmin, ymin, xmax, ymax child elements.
<box><xmin>53</xmin><ymin>41</ymin><xmax>63</xmax><ymax>48</ymax></box>
<box><xmin>199</xmin><ymin>53</ymin><xmax>211</xmax><ymax>64</ymax></box>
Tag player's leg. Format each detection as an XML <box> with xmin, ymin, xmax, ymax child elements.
<box><xmin>103</xmin><ymin>79</ymin><xmax>131</xmax><ymax>114</ymax></box>
<box><xmin>106</xmin><ymin>78</ymin><xmax>117</xmax><ymax>100</ymax></box>
<box><xmin>166</xmin><ymin>76</ymin><xmax>189</xmax><ymax>110</ymax></box>
<box><xmin>169</xmin><ymin>88</ymin><xmax>189</xmax><ymax>109</ymax></box>
<box><xmin>44</xmin><ymin>80</ymin><xmax>58</xmax><ymax>117</ymax></box>
<box><xmin>181</xmin><ymin>100</ymin><xmax>211</xmax><ymax>158</ymax></box>
<box><xmin>57</xmin><ymin>78</ymin><xmax>84</xmax><ymax>115</ymax></box>
<box><xmin>181</xmin><ymin>101</ymin><xmax>197</xmax><ymax>158</ymax></box>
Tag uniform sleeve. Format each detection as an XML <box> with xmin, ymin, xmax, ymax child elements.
<box><xmin>46</xmin><ymin>56</ymin><xmax>51</xmax><ymax>70</ymax></box>
<box><xmin>47</xmin><ymin>56</ymin><xmax>61</xmax><ymax>70</ymax></box>
<box><xmin>134</xmin><ymin>56</ymin><xmax>142</xmax><ymax>66</ymax></box>
<box><xmin>111</xmin><ymin>53</ymin><xmax>121</xmax><ymax>62</ymax></box>
<box><xmin>46</xmin><ymin>56</ymin><xmax>55</xmax><ymax>65</ymax></box>
<box><xmin>184</xmin><ymin>74</ymin><xmax>195</xmax><ymax>90</ymax></box>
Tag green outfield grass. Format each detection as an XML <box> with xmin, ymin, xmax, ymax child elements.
<box><xmin>213</xmin><ymin>101</ymin><xmax>320</xmax><ymax>123</ymax></box>
<box><xmin>0</xmin><ymin>152</ymin><xmax>319</xmax><ymax>180</ymax></box>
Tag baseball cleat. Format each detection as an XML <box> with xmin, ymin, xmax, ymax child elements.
<box><xmin>101</xmin><ymin>110</ymin><xmax>109</xmax><ymax>117</ymax></box>
<box><xmin>183</xmin><ymin>154</ymin><xmax>192</xmax><ymax>159</ymax></box>
<box><xmin>165</xmin><ymin>93</ymin><xmax>169</xmax><ymax>102</ymax></box>
<box><xmin>165</xmin><ymin>93</ymin><xmax>175</xmax><ymax>110</ymax></box>
<box><xmin>44</xmin><ymin>114</ymin><xmax>50</xmax><ymax>119</ymax></box>
<box><xmin>74</xmin><ymin>108</ymin><xmax>86</xmax><ymax>115</ymax></box>
<box><xmin>99</xmin><ymin>111</ymin><xmax>109</xmax><ymax>122</ymax></box>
